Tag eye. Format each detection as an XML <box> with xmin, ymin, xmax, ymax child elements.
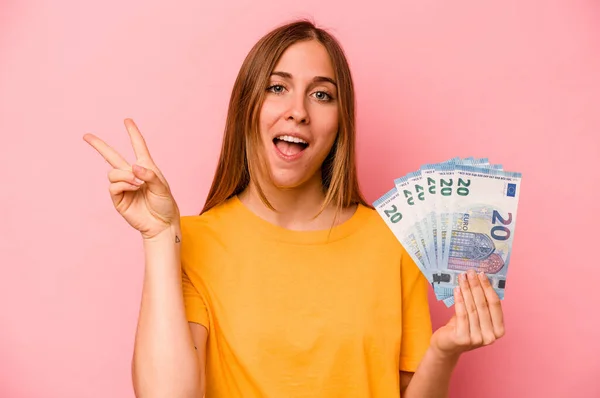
<box><xmin>267</xmin><ymin>84</ymin><xmax>286</xmax><ymax>94</ymax></box>
<box><xmin>312</xmin><ymin>91</ymin><xmax>333</xmax><ymax>102</ymax></box>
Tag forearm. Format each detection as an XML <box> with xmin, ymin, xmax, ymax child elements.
<box><xmin>132</xmin><ymin>223</ymin><xmax>201</xmax><ymax>398</ymax></box>
<box><xmin>402</xmin><ymin>346</ymin><xmax>460</xmax><ymax>398</ymax></box>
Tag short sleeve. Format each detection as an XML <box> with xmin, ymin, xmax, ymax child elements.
<box><xmin>399</xmin><ymin>246</ymin><xmax>433</xmax><ymax>372</ymax></box>
<box><xmin>180</xmin><ymin>216</ymin><xmax>210</xmax><ymax>329</ymax></box>
<box><xmin>181</xmin><ymin>267</ymin><xmax>210</xmax><ymax>328</ymax></box>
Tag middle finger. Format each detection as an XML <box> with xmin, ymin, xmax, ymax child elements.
<box><xmin>124</xmin><ymin>118</ymin><xmax>153</xmax><ymax>162</ymax></box>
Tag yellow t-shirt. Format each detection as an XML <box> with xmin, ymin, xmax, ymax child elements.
<box><xmin>180</xmin><ymin>195</ymin><xmax>432</xmax><ymax>397</ymax></box>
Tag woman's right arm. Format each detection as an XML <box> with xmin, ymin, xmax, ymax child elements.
<box><xmin>82</xmin><ymin>118</ymin><xmax>208</xmax><ymax>398</ymax></box>
<box><xmin>132</xmin><ymin>223</ymin><xmax>207</xmax><ymax>398</ymax></box>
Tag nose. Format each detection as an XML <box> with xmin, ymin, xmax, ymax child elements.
<box><xmin>285</xmin><ymin>94</ymin><xmax>309</xmax><ymax>124</ymax></box>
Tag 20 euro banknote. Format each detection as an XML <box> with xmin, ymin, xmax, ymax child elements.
<box><xmin>430</xmin><ymin>165</ymin><xmax>522</xmax><ymax>300</ymax></box>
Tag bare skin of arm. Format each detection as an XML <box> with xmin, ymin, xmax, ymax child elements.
<box><xmin>400</xmin><ymin>270</ymin><xmax>506</xmax><ymax>398</ymax></box>
<box><xmin>189</xmin><ymin>323</ymin><xmax>209</xmax><ymax>396</ymax></box>
<box><xmin>83</xmin><ymin>119</ymin><xmax>209</xmax><ymax>398</ymax></box>
<box><xmin>400</xmin><ymin>371</ymin><xmax>414</xmax><ymax>395</ymax></box>
<box><xmin>131</xmin><ymin>225</ymin><xmax>208</xmax><ymax>398</ymax></box>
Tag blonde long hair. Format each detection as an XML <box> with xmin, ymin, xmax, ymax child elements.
<box><xmin>201</xmin><ymin>19</ymin><xmax>370</xmax><ymax>215</ymax></box>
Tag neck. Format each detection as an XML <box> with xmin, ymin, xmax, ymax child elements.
<box><xmin>238</xmin><ymin>172</ymin><xmax>355</xmax><ymax>231</ymax></box>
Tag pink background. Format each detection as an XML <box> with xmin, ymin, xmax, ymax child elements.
<box><xmin>1</xmin><ymin>0</ymin><xmax>599</xmax><ymax>397</ymax></box>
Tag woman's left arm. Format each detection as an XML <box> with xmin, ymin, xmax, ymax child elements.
<box><xmin>403</xmin><ymin>268</ymin><xmax>506</xmax><ymax>398</ymax></box>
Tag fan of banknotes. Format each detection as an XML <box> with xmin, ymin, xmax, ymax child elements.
<box><xmin>373</xmin><ymin>157</ymin><xmax>522</xmax><ymax>307</ymax></box>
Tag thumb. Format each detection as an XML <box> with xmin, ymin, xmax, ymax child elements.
<box><xmin>132</xmin><ymin>164</ymin><xmax>169</xmax><ymax>195</ymax></box>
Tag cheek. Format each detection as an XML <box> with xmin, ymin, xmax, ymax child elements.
<box><xmin>312</xmin><ymin>108</ymin><xmax>339</xmax><ymax>148</ymax></box>
<box><xmin>259</xmin><ymin>99</ymin><xmax>284</xmax><ymax>137</ymax></box>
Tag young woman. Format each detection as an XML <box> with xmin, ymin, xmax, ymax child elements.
<box><xmin>84</xmin><ymin>19</ymin><xmax>505</xmax><ymax>398</ymax></box>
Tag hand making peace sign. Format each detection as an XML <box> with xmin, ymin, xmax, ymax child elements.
<box><xmin>83</xmin><ymin>119</ymin><xmax>180</xmax><ymax>240</ymax></box>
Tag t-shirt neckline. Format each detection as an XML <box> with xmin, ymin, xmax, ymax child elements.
<box><xmin>228</xmin><ymin>195</ymin><xmax>372</xmax><ymax>245</ymax></box>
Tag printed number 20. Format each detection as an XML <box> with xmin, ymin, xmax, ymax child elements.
<box><xmin>491</xmin><ymin>210</ymin><xmax>512</xmax><ymax>241</ymax></box>
<box><xmin>384</xmin><ymin>205</ymin><xmax>403</xmax><ymax>223</ymax></box>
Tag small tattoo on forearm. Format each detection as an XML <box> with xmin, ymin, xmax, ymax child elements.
<box><xmin>175</xmin><ymin>235</ymin><xmax>180</xmax><ymax>243</ymax></box>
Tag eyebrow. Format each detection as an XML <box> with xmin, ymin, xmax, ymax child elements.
<box><xmin>271</xmin><ymin>71</ymin><xmax>337</xmax><ymax>87</ymax></box>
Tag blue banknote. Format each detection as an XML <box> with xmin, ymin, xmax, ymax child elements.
<box><xmin>374</xmin><ymin>157</ymin><xmax>521</xmax><ymax>308</ymax></box>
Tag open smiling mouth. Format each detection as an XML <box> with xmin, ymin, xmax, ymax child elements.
<box><xmin>273</xmin><ymin>135</ymin><xmax>309</xmax><ymax>158</ymax></box>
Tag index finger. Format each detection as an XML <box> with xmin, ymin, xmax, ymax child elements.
<box><xmin>83</xmin><ymin>133</ymin><xmax>130</xmax><ymax>170</ymax></box>
<box><xmin>124</xmin><ymin>118</ymin><xmax>153</xmax><ymax>162</ymax></box>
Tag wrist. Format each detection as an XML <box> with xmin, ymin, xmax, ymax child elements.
<box><xmin>142</xmin><ymin>222</ymin><xmax>182</xmax><ymax>245</ymax></box>
<box><xmin>428</xmin><ymin>344</ymin><xmax>462</xmax><ymax>366</ymax></box>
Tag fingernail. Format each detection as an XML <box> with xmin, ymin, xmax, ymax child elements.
<box><xmin>468</xmin><ymin>269</ymin><xmax>476</xmax><ymax>279</ymax></box>
<box><xmin>459</xmin><ymin>273</ymin><xmax>466</xmax><ymax>282</ymax></box>
<box><xmin>134</xmin><ymin>178</ymin><xmax>144</xmax><ymax>185</ymax></box>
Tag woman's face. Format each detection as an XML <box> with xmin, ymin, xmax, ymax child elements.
<box><xmin>258</xmin><ymin>39</ymin><xmax>339</xmax><ymax>189</ymax></box>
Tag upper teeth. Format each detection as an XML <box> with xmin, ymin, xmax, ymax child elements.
<box><xmin>277</xmin><ymin>135</ymin><xmax>307</xmax><ymax>144</ymax></box>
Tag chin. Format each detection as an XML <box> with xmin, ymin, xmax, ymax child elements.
<box><xmin>270</xmin><ymin>177</ymin><xmax>308</xmax><ymax>190</ymax></box>
<box><xmin>268</xmin><ymin>169</ymin><xmax>315</xmax><ymax>190</ymax></box>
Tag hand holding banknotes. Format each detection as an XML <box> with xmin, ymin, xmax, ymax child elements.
<box><xmin>430</xmin><ymin>269</ymin><xmax>505</xmax><ymax>359</ymax></box>
<box><xmin>374</xmin><ymin>157</ymin><xmax>522</xmax><ymax>307</ymax></box>
<box><xmin>83</xmin><ymin>118</ymin><xmax>180</xmax><ymax>240</ymax></box>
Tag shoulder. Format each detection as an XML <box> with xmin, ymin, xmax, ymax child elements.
<box><xmin>356</xmin><ymin>204</ymin><xmax>399</xmax><ymax>240</ymax></box>
<box><xmin>179</xmin><ymin>197</ymin><xmax>239</xmax><ymax>243</ymax></box>
<box><xmin>355</xmin><ymin>204</ymin><xmax>417</xmax><ymax>264</ymax></box>
<box><xmin>348</xmin><ymin>204</ymin><xmax>405</xmax><ymax>252</ymax></box>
